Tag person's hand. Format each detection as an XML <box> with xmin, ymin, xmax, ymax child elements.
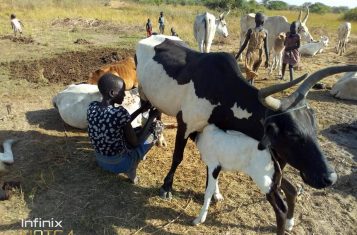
<box><xmin>140</xmin><ymin>100</ymin><xmax>152</xmax><ymax>113</ymax></box>
<box><xmin>149</xmin><ymin>108</ymin><xmax>160</xmax><ymax>118</ymax></box>
<box><xmin>265</xmin><ymin>60</ymin><xmax>269</xmax><ymax>68</ymax></box>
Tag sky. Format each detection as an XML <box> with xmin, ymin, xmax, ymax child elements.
<box><xmin>258</xmin><ymin>0</ymin><xmax>357</xmax><ymax>8</ymax></box>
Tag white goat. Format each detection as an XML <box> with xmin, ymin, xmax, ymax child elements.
<box><xmin>193</xmin><ymin>124</ymin><xmax>294</xmax><ymax>231</ymax></box>
<box><xmin>330</xmin><ymin>72</ymin><xmax>357</xmax><ymax>101</ymax></box>
<box><xmin>269</xmin><ymin>32</ymin><xmax>286</xmax><ymax>76</ymax></box>
<box><xmin>336</xmin><ymin>22</ymin><xmax>351</xmax><ymax>55</ymax></box>
<box><xmin>52</xmin><ymin>84</ymin><xmax>167</xmax><ymax>146</ymax></box>
<box><xmin>299</xmin><ymin>36</ymin><xmax>329</xmax><ymax>56</ymax></box>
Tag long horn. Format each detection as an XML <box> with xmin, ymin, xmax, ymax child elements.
<box><xmin>225</xmin><ymin>10</ymin><xmax>231</xmax><ymax>17</ymax></box>
<box><xmin>298</xmin><ymin>9</ymin><xmax>302</xmax><ymax>21</ymax></box>
<box><xmin>258</xmin><ymin>74</ymin><xmax>308</xmax><ymax>110</ymax></box>
<box><xmin>219</xmin><ymin>12</ymin><xmax>224</xmax><ymax>19</ymax></box>
<box><xmin>293</xmin><ymin>65</ymin><xmax>357</xmax><ymax>99</ymax></box>
<box><xmin>302</xmin><ymin>7</ymin><xmax>309</xmax><ymax>24</ymax></box>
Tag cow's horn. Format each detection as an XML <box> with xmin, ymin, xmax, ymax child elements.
<box><xmin>292</xmin><ymin>65</ymin><xmax>357</xmax><ymax>100</ymax></box>
<box><xmin>302</xmin><ymin>6</ymin><xmax>309</xmax><ymax>24</ymax></box>
<box><xmin>258</xmin><ymin>74</ymin><xmax>308</xmax><ymax>110</ymax></box>
<box><xmin>225</xmin><ymin>10</ymin><xmax>231</xmax><ymax>17</ymax></box>
<box><xmin>298</xmin><ymin>9</ymin><xmax>302</xmax><ymax>21</ymax></box>
<box><xmin>219</xmin><ymin>12</ymin><xmax>225</xmax><ymax>19</ymax></box>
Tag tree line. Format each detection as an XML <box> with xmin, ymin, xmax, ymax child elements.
<box><xmin>135</xmin><ymin>0</ymin><xmax>356</xmax><ymax>20</ymax></box>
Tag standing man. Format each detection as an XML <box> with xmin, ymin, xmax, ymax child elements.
<box><xmin>235</xmin><ymin>12</ymin><xmax>269</xmax><ymax>85</ymax></box>
<box><xmin>146</xmin><ymin>18</ymin><xmax>153</xmax><ymax>37</ymax></box>
<box><xmin>158</xmin><ymin>11</ymin><xmax>165</xmax><ymax>34</ymax></box>
<box><xmin>10</xmin><ymin>14</ymin><xmax>24</xmax><ymax>37</ymax></box>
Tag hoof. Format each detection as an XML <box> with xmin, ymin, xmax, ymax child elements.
<box><xmin>213</xmin><ymin>193</ymin><xmax>224</xmax><ymax>202</ymax></box>
<box><xmin>192</xmin><ymin>218</ymin><xmax>202</xmax><ymax>226</ymax></box>
<box><xmin>285</xmin><ymin>218</ymin><xmax>295</xmax><ymax>231</ymax></box>
<box><xmin>159</xmin><ymin>187</ymin><xmax>172</xmax><ymax>200</ymax></box>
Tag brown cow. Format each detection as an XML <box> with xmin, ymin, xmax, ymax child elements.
<box><xmin>88</xmin><ymin>57</ymin><xmax>138</xmax><ymax>90</ymax></box>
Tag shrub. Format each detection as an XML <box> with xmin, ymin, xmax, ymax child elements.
<box><xmin>344</xmin><ymin>7</ymin><xmax>357</xmax><ymax>21</ymax></box>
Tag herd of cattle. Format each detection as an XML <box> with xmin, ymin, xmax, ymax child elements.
<box><xmin>1</xmin><ymin>8</ymin><xmax>356</xmax><ymax>235</ymax></box>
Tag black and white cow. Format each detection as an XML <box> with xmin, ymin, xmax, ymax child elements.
<box><xmin>135</xmin><ymin>35</ymin><xmax>356</xmax><ymax>234</ymax></box>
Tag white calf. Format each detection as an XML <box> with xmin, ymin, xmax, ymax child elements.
<box><xmin>299</xmin><ymin>36</ymin><xmax>329</xmax><ymax>56</ymax></box>
<box><xmin>269</xmin><ymin>32</ymin><xmax>286</xmax><ymax>76</ymax></box>
<box><xmin>330</xmin><ymin>72</ymin><xmax>357</xmax><ymax>101</ymax></box>
<box><xmin>193</xmin><ymin>124</ymin><xmax>298</xmax><ymax>230</ymax></box>
<box><xmin>336</xmin><ymin>22</ymin><xmax>351</xmax><ymax>55</ymax></box>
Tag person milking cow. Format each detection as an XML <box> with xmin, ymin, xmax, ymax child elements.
<box><xmin>235</xmin><ymin>12</ymin><xmax>269</xmax><ymax>85</ymax></box>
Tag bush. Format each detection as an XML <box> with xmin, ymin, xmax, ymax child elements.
<box><xmin>344</xmin><ymin>8</ymin><xmax>357</xmax><ymax>21</ymax></box>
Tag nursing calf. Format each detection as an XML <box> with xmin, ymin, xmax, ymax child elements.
<box><xmin>136</xmin><ymin>35</ymin><xmax>357</xmax><ymax>234</ymax></box>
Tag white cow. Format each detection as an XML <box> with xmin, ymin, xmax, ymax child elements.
<box><xmin>53</xmin><ymin>84</ymin><xmax>148</xmax><ymax>129</ymax></box>
<box><xmin>336</xmin><ymin>22</ymin><xmax>351</xmax><ymax>55</ymax></box>
<box><xmin>52</xmin><ymin>84</ymin><xmax>167</xmax><ymax>146</ymax></box>
<box><xmin>193</xmin><ymin>11</ymin><xmax>229</xmax><ymax>53</ymax></box>
<box><xmin>239</xmin><ymin>8</ymin><xmax>313</xmax><ymax>60</ymax></box>
<box><xmin>330</xmin><ymin>72</ymin><xmax>357</xmax><ymax>101</ymax></box>
<box><xmin>299</xmin><ymin>36</ymin><xmax>329</xmax><ymax>56</ymax></box>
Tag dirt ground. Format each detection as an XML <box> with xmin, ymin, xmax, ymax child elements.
<box><xmin>0</xmin><ymin>17</ymin><xmax>356</xmax><ymax>235</ymax></box>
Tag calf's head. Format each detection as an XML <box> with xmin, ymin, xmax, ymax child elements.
<box><xmin>258</xmin><ymin>65</ymin><xmax>357</xmax><ymax>189</ymax></box>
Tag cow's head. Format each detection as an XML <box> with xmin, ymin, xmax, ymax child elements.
<box><xmin>216</xmin><ymin>11</ymin><xmax>230</xmax><ymax>38</ymax></box>
<box><xmin>296</xmin><ymin>7</ymin><xmax>313</xmax><ymax>43</ymax></box>
<box><xmin>257</xmin><ymin>65</ymin><xmax>357</xmax><ymax>189</ymax></box>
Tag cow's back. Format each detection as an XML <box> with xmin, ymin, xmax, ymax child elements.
<box><xmin>136</xmin><ymin>35</ymin><xmax>191</xmax><ymax>116</ymax></box>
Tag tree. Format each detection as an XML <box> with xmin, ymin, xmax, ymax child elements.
<box><xmin>309</xmin><ymin>2</ymin><xmax>331</xmax><ymax>14</ymax></box>
<box><xmin>267</xmin><ymin>1</ymin><xmax>288</xmax><ymax>10</ymax></box>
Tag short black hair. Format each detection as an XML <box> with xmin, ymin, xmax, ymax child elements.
<box><xmin>97</xmin><ymin>73</ymin><xmax>125</xmax><ymax>97</ymax></box>
<box><xmin>10</xmin><ymin>14</ymin><xmax>16</xmax><ymax>19</ymax></box>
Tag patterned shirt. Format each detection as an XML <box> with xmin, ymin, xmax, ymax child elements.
<box><xmin>87</xmin><ymin>101</ymin><xmax>131</xmax><ymax>156</ymax></box>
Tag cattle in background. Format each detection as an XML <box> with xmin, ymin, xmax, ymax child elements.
<box><xmin>331</xmin><ymin>72</ymin><xmax>357</xmax><ymax>101</ymax></box>
<box><xmin>88</xmin><ymin>57</ymin><xmax>138</xmax><ymax>90</ymax></box>
<box><xmin>239</xmin><ymin>7</ymin><xmax>313</xmax><ymax>61</ymax></box>
<box><xmin>193</xmin><ymin>11</ymin><xmax>229</xmax><ymax>53</ymax></box>
<box><xmin>136</xmin><ymin>35</ymin><xmax>356</xmax><ymax>234</ymax></box>
<box><xmin>336</xmin><ymin>22</ymin><xmax>351</xmax><ymax>55</ymax></box>
<box><xmin>299</xmin><ymin>35</ymin><xmax>329</xmax><ymax>56</ymax></box>
<box><xmin>269</xmin><ymin>32</ymin><xmax>286</xmax><ymax>76</ymax></box>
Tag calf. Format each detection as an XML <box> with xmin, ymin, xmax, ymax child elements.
<box><xmin>88</xmin><ymin>57</ymin><xmax>138</xmax><ymax>90</ymax></box>
<box><xmin>330</xmin><ymin>72</ymin><xmax>357</xmax><ymax>101</ymax></box>
<box><xmin>136</xmin><ymin>35</ymin><xmax>356</xmax><ymax>234</ymax></box>
<box><xmin>269</xmin><ymin>32</ymin><xmax>286</xmax><ymax>76</ymax></box>
<box><xmin>194</xmin><ymin>125</ymin><xmax>297</xmax><ymax>230</ymax></box>
<box><xmin>336</xmin><ymin>22</ymin><xmax>351</xmax><ymax>56</ymax></box>
<box><xmin>299</xmin><ymin>36</ymin><xmax>329</xmax><ymax>56</ymax></box>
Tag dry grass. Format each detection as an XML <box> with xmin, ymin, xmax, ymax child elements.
<box><xmin>0</xmin><ymin>1</ymin><xmax>356</xmax><ymax>235</ymax></box>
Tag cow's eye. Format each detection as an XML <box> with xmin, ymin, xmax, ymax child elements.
<box><xmin>287</xmin><ymin>133</ymin><xmax>302</xmax><ymax>142</ymax></box>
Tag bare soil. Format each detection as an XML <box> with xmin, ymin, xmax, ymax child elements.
<box><xmin>0</xmin><ymin>18</ymin><xmax>356</xmax><ymax>235</ymax></box>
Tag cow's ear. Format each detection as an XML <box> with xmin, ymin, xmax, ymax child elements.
<box><xmin>219</xmin><ymin>12</ymin><xmax>224</xmax><ymax>20</ymax></box>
